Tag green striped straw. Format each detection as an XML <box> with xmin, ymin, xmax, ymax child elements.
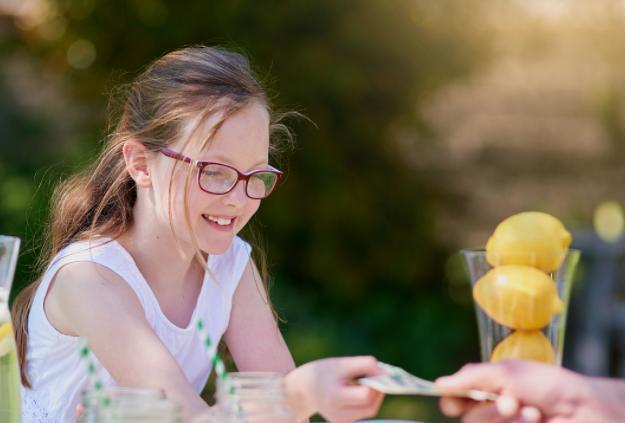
<box><xmin>195</xmin><ymin>319</ymin><xmax>226</xmax><ymax>380</ymax></box>
<box><xmin>196</xmin><ymin>319</ymin><xmax>245</xmax><ymax>421</ymax></box>
<box><xmin>80</xmin><ymin>341</ymin><xmax>111</xmax><ymax>408</ymax></box>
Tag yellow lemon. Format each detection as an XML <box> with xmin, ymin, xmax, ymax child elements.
<box><xmin>473</xmin><ymin>265</ymin><xmax>563</xmax><ymax>330</ymax></box>
<box><xmin>0</xmin><ymin>321</ymin><xmax>14</xmax><ymax>357</ymax></box>
<box><xmin>486</xmin><ymin>211</ymin><xmax>572</xmax><ymax>273</ymax></box>
<box><xmin>491</xmin><ymin>330</ymin><xmax>555</xmax><ymax>363</ymax></box>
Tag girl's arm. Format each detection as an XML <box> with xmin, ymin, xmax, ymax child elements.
<box><xmin>222</xmin><ymin>259</ymin><xmax>295</xmax><ymax>374</ymax></box>
<box><xmin>46</xmin><ymin>261</ymin><xmax>208</xmax><ymax>422</ymax></box>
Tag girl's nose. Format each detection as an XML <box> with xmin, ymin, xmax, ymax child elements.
<box><xmin>223</xmin><ymin>180</ymin><xmax>247</xmax><ymax>207</ymax></box>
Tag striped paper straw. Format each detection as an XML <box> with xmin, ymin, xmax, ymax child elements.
<box><xmin>195</xmin><ymin>319</ymin><xmax>226</xmax><ymax>380</ymax></box>
<box><xmin>80</xmin><ymin>341</ymin><xmax>111</xmax><ymax>407</ymax></box>
<box><xmin>196</xmin><ymin>319</ymin><xmax>245</xmax><ymax>421</ymax></box>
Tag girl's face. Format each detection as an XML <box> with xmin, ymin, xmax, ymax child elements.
<box><xmin>151</xmin><ymin>101</ymin><xmax>271</xmax><ymax>255</ymax></box>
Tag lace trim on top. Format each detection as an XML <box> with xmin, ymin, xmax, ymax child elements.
<box><xmin>22</xmin><ymin>388</ymin><xmax>58</xmax><ymax>423</ymax></box>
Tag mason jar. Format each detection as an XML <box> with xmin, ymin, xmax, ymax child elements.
<box><xmin>95</xmin><ymin>397</ymin><xmax>181</xmax><ymax>423</ymax></box>
<box><xmin>193</xmin><ymin>372</ymin><xmax>295</xmax><ymax>423</ymax></box>
<box><xmin>80</xmin><ymin>386</ymin><xmax>181</xmax><ymax>423</ymax></box>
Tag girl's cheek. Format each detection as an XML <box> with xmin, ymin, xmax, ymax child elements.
<box><xmin>239</xmin><ymin>202</ymin><xmax>261</xmax><ymax>229</ymax></box>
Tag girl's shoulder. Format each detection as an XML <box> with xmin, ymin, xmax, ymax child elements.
<box><xmin>43</xmin><ymin>236</ymin><xmax>147</xmax><ymax>321</ymax></box>
<box><xmin>45</xmin><ymin>237</ymin><xmax>131</xmax><ymax>302</ymax></box>
<box><xmin>49</xmin><ymin>236</ymin><xmax>117</xmax><ymax>266</ymax></box>
<box><xmin>43</xmin><ymin>248</ymin><xmax>143</xmax><ymax>337</ymax></box>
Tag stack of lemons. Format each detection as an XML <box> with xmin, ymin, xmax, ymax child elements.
<box><xmin>473</xmin><ymin>211</ymin><xmax>572</xmax><ymax>363</ymax></box>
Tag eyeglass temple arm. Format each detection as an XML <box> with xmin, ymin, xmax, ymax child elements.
<box><xmin>159</xmin><ymin>148</ymin><xmax>196</xmax><ymax>165</ymax></box>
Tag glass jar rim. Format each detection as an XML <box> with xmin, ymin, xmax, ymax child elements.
<box><xmin>82</xmin><ymin>385</ymin><xmax>165</xmax><ymax>400</ymax></box>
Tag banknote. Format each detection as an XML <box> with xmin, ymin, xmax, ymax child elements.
<box><xmin>358</xmin><ymin>362</ymin><xmax>498</xmax><ymax>402</ymax></box>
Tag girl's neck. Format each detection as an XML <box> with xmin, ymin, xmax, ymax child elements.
<box><xmin>116</xmin><ymin>224</ymin><xmax>204</xmax><ymax>295</ymax></box>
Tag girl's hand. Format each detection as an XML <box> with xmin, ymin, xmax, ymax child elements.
<box><xmin>285</xmin><ymin>356</ymin><xmax>385</xmax><ymax>423</ymax></box>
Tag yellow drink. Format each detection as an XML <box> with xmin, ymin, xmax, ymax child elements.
<box><xmin>0</xmin><ymin>298</ymin><xmax>21</xmax><ymax>423</ymax></box>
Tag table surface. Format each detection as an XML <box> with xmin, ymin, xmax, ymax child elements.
<box><xmin>352</xmin><ymin>420</ymin><xmax>428</xmax><ymax>423</ymax></box>
<box><xmin>319</xmin><ymin>421</ymin><xmax>426</xmax><ymax>423</ymax></box>
<box><xmin>358</xmin><ymin>421</ymin><xmax>427</xmax><ymax>423</ymax></box>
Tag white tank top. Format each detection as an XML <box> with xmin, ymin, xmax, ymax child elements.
<box><xmin>21</xmin><ymin>236</ymin><xmax>251</xmax><ymax>423</ymax></box>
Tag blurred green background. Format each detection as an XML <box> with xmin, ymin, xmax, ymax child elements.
<box><xmin>2</xmin><ymin>0</ymin><xmax>625</xmax><ymax>421</ymax></box>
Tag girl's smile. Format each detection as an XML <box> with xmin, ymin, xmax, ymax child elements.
<box><xmin>202</xmin><ymin>214</ymin><xmax>237</xmax><ymax>231</ymax></box>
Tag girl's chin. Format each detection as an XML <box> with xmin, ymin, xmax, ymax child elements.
<box><xmin>198</xmin><ymin>238</ymin><xmax>234</xmax><ymax>255</ymax></box>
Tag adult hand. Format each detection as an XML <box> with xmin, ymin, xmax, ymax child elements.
<box><xmin>435</xmin><ymin>360</ymin><xmax>625</xmax><ymax>423</ymax></box>
<box><xmin>285</xmin><ymin>356</ymin><xmax>385</xmax><ymax>423</ymax></box>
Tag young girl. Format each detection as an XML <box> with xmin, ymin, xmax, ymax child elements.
<box><xmin>11</xmin><ymin>46</ymin><xmax>383</xmax><ymax>422</ymax></box>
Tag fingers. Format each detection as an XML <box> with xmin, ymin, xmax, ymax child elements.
<box><xmin>321</xmin><ymin>393</ymin><xmax>383</xmax><ymax>423</ymax></box>
<box><xmin>335</xmin><ymin>385</ymin><xmax>381</xmax><ymax>407</ymax></box>
<box><xmin>371</xmin><ymin>390</ymin><xmax>384</xmax><ymax>411</ymax></box>
<box><xmin>437</xmin><ymin>362</ymin><xmax>547</xmax><ymax>423</ymax></box>
<box><xmin>440</xmin><ymin>396</ymin><xmax>471</xmax><ymax>417</ymax></box>
<box><xmin>437</xmin><ymin>363</ymin><xmax>506</xmax><ymax>419</ymax></box>
<box><xmin>442</xmin><ymin>394</ymin><xmax>541</xmax><ymax>423</ymax></box>
<box><xmin>436</xmin><ymin>362</ymin><xmax>506</xmax><ymax>393</ymax></box>
<box><xmin>439</xmin><ymin>382</ymin><xmax>516</xmax><ymax>419</ymax></box>
<box><xmin>462</xmin><ymin>402</ymin><xmax>509</xmax><ymax>423</ymax></box>
<box><xmin>496</xmin><ymin>393</ymin><xmax>520</xmax><ymax>417</ymax></box>
<box><xmin>520</xmin><ymin>405</ymin><xmax>541</xmax><ymax>423</ymax></box>
<box><xmin>75</xmin><ymin>403</ymin><xmax>84</xmax><ymax>418</ymax></box>
<box><xmin>336</xmin><ymin>355</ymin><xmax>383</xmax><ymax>378</ymax></box>
<box><xmin>345</xmin><ymin>390</ymin><xmax>384</xmax><ymax>416</ymax></box>
<box><xmin>321</xmin><ymin>384</ymin><xmax>384</xmax><ymax>423</ymax></box>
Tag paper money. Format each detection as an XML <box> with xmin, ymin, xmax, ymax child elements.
<box><xmin>358</xmin><ymin>362</ymin><xmax>498</xmax><ymax>402</ymax></box>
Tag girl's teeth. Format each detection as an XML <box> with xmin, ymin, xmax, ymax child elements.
<box><xmin>207</xmin><ymin>216</ymin><xmax>232</xmax><ymax>226</ymax></box>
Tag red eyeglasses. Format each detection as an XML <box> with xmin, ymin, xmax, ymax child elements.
<box><xmin>159</xmin><ymin>148</ymin><xmax>283</xmax><ymax>199</ymax></box>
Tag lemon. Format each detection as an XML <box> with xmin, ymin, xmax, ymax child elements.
<box><xmin>486</xmin><ymin>211</ymin><xmax>572</xmax><ymax>273</ymax></box>
<box><xmin>473</xmin><ymin>265</ymin><xmax>563</xmax><ymax>330</ymax></box>
<box><xmin>491</xmin><ymin>330</ymin><xmax>555</xmax><ymax>363</ymax></box>
<box><xmin>0</xmin><ymin>321</ymin><xmax>14</xmax><ymax>357</ymax></box>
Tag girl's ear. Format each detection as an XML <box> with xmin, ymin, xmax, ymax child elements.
<box><xmin>122</xmin><ymin>140</ymin><xmax>152</xmax><ymax>188</ymax></box>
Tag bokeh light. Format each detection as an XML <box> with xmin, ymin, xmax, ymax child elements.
<box><xmin>66</xmin><ymin>39</ymin><xmax>96</xmax><ymax>69</ymax></box>
<box><xmin>594</xmin><ymin>201</ymin><xmax>625</xmax><ymax>242</ymax></box>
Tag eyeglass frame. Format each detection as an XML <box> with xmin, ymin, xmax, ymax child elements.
<box><xmin>159</xmin><ymin>147</ymin><xmax>283</xmax><ymax>199</ymax></box>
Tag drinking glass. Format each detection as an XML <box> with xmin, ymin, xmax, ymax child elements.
<box><xmin>0</xmin><ymin>235</ymin><xmax>21</xmax><ymax>423</ymax></box>
<box><xmin>462</xmin><ymin>249</ymin><xmax>580</xmax><ymax>364</ymax></box>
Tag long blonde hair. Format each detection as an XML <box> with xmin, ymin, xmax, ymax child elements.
<box><xmin>12</xmin><ymin>46</ymin><xmax>293</xmax><ymax>387</ymax></box>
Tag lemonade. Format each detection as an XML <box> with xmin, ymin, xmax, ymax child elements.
<box><xmin>0</xmin><ymin>287</ymin><xmax>21</xmax><ymax>423</ymax></box>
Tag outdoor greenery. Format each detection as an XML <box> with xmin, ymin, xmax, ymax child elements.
<box><xmin>3</xmin><ymin>1</ymin><xmax>625</xmax><ymax>421</ymax></box>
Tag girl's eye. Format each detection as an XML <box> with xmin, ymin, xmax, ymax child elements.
<box><xmin>202</xmin><ymin>166</ymin><xmax>229</xmax><ymax>179</ymax></box>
